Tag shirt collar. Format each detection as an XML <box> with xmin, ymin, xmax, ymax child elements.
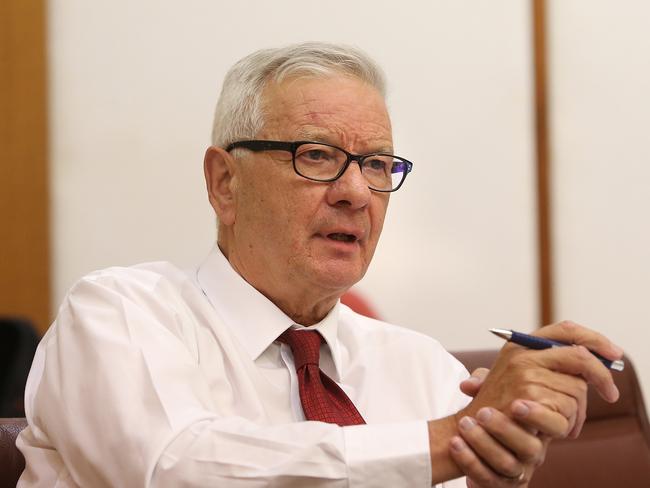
<box><xmin>195</xmin><ymin>246</ymin><xmax>343</xmax><ymax>377</ymax></box>
<box><xmin>287</xmin><ymin>303</ymin><xmax>342</xmax><ymax>380</ymax></box>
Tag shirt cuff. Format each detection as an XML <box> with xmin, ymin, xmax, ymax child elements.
<box><xmin>343</xmin><ymin>420</ymin><xmax>431</xmax><ymax>488</ymax></box>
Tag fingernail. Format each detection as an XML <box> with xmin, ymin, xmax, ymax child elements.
<box><xmin>609</xmin><ymin>384</ymin><xmax>620</xmax><ymax>402</ymax></box>
<box><xmin>465</xmin><ymin>376</ymin><xmax>481</xmax><ymax>385</ymax></box>
<box><xmin>451</xmin><ymin>436</ymin><xmax>466</xmax><ymax>451</ymax></box>
<box><xmin>459</xmin><ymin>416</ymin><xmax>476</xmax><ymax>431</ymax></box>
<box><xmin>513</xmin><ymin>400</ymin><xmax>530</xmax><ymax>417</ymax></box>
<box><xmin>476</xmin><ymin>407</ymin><xmax>492</xmax><ymax>423</ymax></box>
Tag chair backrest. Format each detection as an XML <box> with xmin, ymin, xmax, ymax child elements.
<box><xmin>0</xmin><ymin>418</ymin><xmax>27</xmax><ymax>488</ymax></box>
<box><xmin>452</xmin><ymin>349</ymin><xmax>650</xmax><ymax>488</ymax></box>
<box><xmin>0</xmin><ymin>318</ymin><xmax>39</xmax><ymax>417</ymax></box>
<box><xmin>340</xmin><ymin>290</ymin><xmax>380</xmax><ymax>320</ymax></box>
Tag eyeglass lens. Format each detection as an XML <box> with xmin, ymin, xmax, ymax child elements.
<box><xmin>294</xmin><ymin>143</ymin><xmax>407</xmax><ymax>191</ymax></box>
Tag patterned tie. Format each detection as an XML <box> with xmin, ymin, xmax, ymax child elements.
<box><xmin>278</xmin><ymin>328</ymin><xmax>365</xmax><ymax>426</ymax></box>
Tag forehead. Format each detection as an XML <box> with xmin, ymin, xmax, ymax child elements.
<box><xmin>259</xmin><ymin>75</ymin><xmax>393</xmax><ymax>152</ymax></box>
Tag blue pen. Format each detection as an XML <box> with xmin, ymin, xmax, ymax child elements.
<box><xmin>489</xmin><ymin>328</ymin><xmax>625</xmax><ymax>371</ymax></box>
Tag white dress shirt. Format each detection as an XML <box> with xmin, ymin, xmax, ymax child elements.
<box><xmin>18</xmin><ymin>247</ymin><xmax>470</xmax><ymax>487</ymax></box>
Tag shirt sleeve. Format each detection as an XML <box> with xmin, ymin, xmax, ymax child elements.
<box><xmin>23</xmin><ymin>270</ymin><xmax>436</xmax><ymax>488</ymax></box>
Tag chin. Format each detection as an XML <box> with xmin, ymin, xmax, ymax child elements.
<box><xmin>309</xmin><ymin>261</ymin><xmax>366</xmax><ymax>293</ymax></box>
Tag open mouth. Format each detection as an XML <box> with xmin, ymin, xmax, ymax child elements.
<box><xmin>327</xmin><ymin>233</ymin><xmax>357</xmax><ymax>243</ymax></box>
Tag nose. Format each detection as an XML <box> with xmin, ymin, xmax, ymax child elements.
<box><xmin>325</xmin><ymin>160</ymin><xmax>371</xmax><ymax>209</ymax></box>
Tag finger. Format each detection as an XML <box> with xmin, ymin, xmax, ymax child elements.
<box><xmin>475</xmin><ymin>407</ymin><xmax>545</xmax><ymax>465</ymax></box>
<box><xmin>535</xmin><ymin>320</ymin><xmax>623</xmax><ymax>361</ymax></box>
<box><xmin>460</xmin><ymin>368</ymin><xmax>491</xmax><ymax>397</ymax></box>
<box><xmin>510</xmin><ymin>399</ymin><xmax>570</xmax><ymax>439</ymax></box>
<box><xmin>536</xmin><ymin>370</ymin><xmax>587</xmax><ymax>438</ymax></box>
<box><xmin>509</xmin><ymin>379</ymin><xmax>579</xmax><ymax>431</ymax></box>
<box><xmin>450</xmin><ymin>436</ymin><xmax>526</xmax><ymax>487</ymax></box>
<box><xmin>457</xmin><ymin>416</ymin><xmax>524</xmax><ymax>479</ymax></box>
<box><xmin>508</xmin><ymin>366</ymin><xmax>588</xmax><ymax>437</ymax></box>
<box><xmin>522</xmin><ymin>345</ymin><xmax>619</xmax><ymax>403</ymax></box>
<box><xmin>542</xmin><ymin>372</ymin><xmax>586</xmax><ymax>438</ymax></box>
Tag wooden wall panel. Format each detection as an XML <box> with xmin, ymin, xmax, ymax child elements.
<box><xmin>0</xmin><ymin>0</ymin><xmax>50</xmax><ymax>334</ymax></box>
<box><xmin>532</xmin><ymin>0</ymin><xmax>554</xmax><ymax>326</ymax></box>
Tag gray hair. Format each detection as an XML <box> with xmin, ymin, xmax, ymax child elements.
<box><xmin>211</xmin><ymin>42</ymin><xmax>387</xmax><ymax>148</ymax></box>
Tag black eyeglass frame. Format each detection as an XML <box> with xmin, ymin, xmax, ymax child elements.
<box><xmin>225</xmin><ymin>140</ymin><xmax>413</xmax><ymax>193</ymax></box>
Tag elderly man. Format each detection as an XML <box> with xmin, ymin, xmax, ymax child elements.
<box><xmin>18</xmin><ymin>43</ymin><xmax>622</xmax><ymax>487</ymax></box>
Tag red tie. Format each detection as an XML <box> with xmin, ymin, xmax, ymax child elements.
<box><xmin>279</xmin><ymin>328</ymin><xmax>365</xmax><ymax>426</ymax></box>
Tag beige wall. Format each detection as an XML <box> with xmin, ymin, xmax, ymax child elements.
<box><xmin>48</xmin><ymin>0</ymin><xmax>539</xmax><ymax>352</ymax></box>
<box><xmin>549</xmin><ymin>0</ymin><xmax>650</xmax><ymax>407</ymax></box>
<box><xmin>50</xmin><ymin>0</ymin><xmax>648</xmax><ymax>412</ymax></box>
<box><xmin>50</xmin><ymin>0</ymin><xmax>649</xmax><ymax>405</ymax></box>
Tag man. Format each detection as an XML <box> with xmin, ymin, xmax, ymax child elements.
<box><xmin>17</xmin><ymin>42</ymin><xmax>622</xmax><ymax>487</ymax></box>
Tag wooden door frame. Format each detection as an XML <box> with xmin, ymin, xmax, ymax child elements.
<box><xmin>532</xmin><ymin>0</ymin><xmax>554</xmax><ymax>325</ymax></box>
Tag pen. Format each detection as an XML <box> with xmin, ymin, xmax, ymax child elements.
<box><xmin>489</xmin><ymin>328</ymin><xmax>625</xmax><ymax>371</ymax></box>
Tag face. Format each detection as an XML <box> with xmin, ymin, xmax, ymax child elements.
<box><xmin>222</xmin><ymin>75</ymin><xmax>392</xmax><ymax>318</ymax></box>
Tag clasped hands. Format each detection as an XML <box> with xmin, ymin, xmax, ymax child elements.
<box><xmin>449</xmin><ymin>321</ymin><xmax>623</xmax><ymax>487</ymax></box>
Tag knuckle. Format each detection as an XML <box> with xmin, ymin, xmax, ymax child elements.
<box><xmin>511</xmin><ymin>350</ymin><xmax>533</xmax><ymax>366</ymax></box>
<box><xmin>575</xmin><ymin>345</ymin><xmax>591</xmax><ymax>359</ymax></box>
<box><xmin>521</xmin><ymin>384</ymin><xmax>538</xmax><ymax>400</ymax></box>
<box><xmin>520</xmin><ymin>438</ymin><xmax>544</xmax><ymax>464</ymax></box>
<box><xmin>559</xmin><ymin>404</ymin><xmax>575</xmax><ymax>423</ymax></box>
<box><xmin>522</xmin><ymin>438</ymin><xmax>544</xmax><ymax>467</ymax></box>
<box><xmin>464</xmin><ymin>456</ymin><xmax>481</xmax><ymax>472</ymax></box>
<box><xmin>531</xmin><ymin>455</ymin><xmax>545</xmax><ymax>469</ymax></box>
<box><xmin>498</xmin><ymin>456</ymin><xmax>522</xmax><ymax>479</ymax></box>
<box><xmin>561</xmin><ymin>395</ymin><xmax>578</xmax><ymax>417</ymax></box>
<box><xmin>518</xmin><ymin>367</ymin><xmax>537</xmax><ymax>383</ymax></box>
<box><xmin>558</xmin><ymin>319</ymin><xmax>577</xmax><ymax>330</ymax></box>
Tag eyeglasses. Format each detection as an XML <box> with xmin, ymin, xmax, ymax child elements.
<box><xmin>225</xmin><ymin>140</ymin><xmax>413</xmax><ymax>192</ymax></box>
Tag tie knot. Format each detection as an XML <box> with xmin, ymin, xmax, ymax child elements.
<box><xmin>278</xmin><ymin>329</ymin><xmax>323</xmax><ymax>369</ymax></box>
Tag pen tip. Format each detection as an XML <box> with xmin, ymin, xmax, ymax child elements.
<box><xmin>489</xmin><ymin>328</ymin><xmax>513</xmax><ymax>340</ymax></box>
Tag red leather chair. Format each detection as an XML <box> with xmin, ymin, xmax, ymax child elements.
<box><xmin>340</xmin><ymin>289</ymin><xmax>380</xmax><ymax>319</ymax></box>
<box><xmin>452</xmin><ymin>349</ymin><xmax>650</xmax><ymax>487</ymax></box>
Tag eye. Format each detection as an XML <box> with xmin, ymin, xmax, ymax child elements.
<box><xmin>304</xmin><ymin>149</ymin><xmax>328</xmax><ymax>161</ymax></box>
<box><xmin>295</xmin><ymin>144</ymin><xmax>339</xmax><ymax>165</ymax></box>
<box><xmin>364</xmin><ymin>156</ymin><xmax>391</xmax><ymax>173</ymax></box>
<box><xmin>368</xmin><ymin>159</ymin><xmax>386</xmax><ymax>170</ymax></box>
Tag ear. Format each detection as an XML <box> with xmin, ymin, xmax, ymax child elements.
<box><xmin>204</xmin><ymin>145</ymin><xmax>237</xmax><ymax>225</ymax></box>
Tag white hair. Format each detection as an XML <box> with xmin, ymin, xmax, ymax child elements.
<box><xmin>211</xmin><ymin>42</ymin><xmax>387</xmax><ymax>148</ymax></box>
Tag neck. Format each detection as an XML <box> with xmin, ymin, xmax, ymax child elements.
<box><xmin>217</xmin><ymin>236</ymin><xmax>343</xmax><ymax>326</ymax></box>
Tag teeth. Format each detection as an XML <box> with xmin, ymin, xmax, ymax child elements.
<box><xmin>328</xmin><ymin>233</ymin><xmax>355</xmax><ymax>242</ymax></box>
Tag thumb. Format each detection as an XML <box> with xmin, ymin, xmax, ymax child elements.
<box><xmin>459</xmin><ymin>367</ymin><xmax>490</xmax><ymax>397</ymax></box>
